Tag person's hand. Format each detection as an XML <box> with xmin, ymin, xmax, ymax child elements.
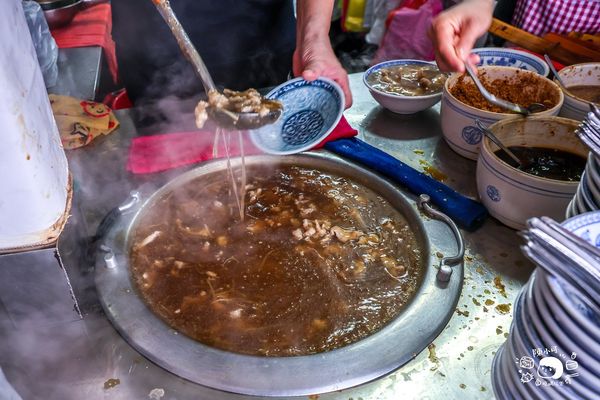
<box><xmin>293</xmin><ymin>40</ymin><xmax>353</xmax><ymax>108</ymax></box>
<box><xmin>428</xmin><ymin>0</ymin><xmax>494</xmax><ymax>73</ymax></box>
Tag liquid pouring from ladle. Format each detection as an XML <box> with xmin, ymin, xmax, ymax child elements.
<box><xmin>463</xmin><ymin>62</ymin><xmax>546</xmax><ymax>116</ymax></box>
<box><xmin>151</xmin><ymin>0</ymin><xmax>282</xmax><ymax>130</ymax></box>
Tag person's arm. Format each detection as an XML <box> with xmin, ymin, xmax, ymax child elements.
<box><xmin>429</xmin><ymin>0</ymin><xmax>495</xmax><ymax>72</ymax></box>
<box><xmin>294</xmin><ymin>0</ymin><xmax>353</xmax><ymax>108</ymax></box>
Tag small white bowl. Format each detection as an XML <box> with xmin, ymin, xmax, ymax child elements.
<box><xmin>472</xmin><ymin>47</ymin><xmax>549</xmax><ymax>76</ymax></box>
<box><xmin>441</xmin><ymin>66</ymin><xmax>563</xmax><ymax>160</ymax></box>
<box><xmin>476</xmin><ymin>116</ymin><xmax>586</xmax><ymax>229</ymax></box>
<box><xmin>363</xmin><ymin>59</ymin><xmax>444</xmax><ymax>114</ymax></box>
<box><xmin>558</xmin><ymin>62</ymin><xmax>600</xmax><ymax>122</ymax></box>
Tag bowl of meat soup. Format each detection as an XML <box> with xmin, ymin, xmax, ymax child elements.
<box><xmin>476</xmin><ymin>116</ymin><xmax>587</xmax><ymax>229</ymax></box>
<box><xmin>363</xmin><ymin>59</ymin><xmax>447</xmax><ymax>114</ymax></box>
<box><xmin>441</xmin><ymin>66</ymin><xmax>563</xmax><ymax>160</ymax></box>
<box><xmin>557</xmin><ymin>62</ymin><xmax>600</xmax><ymax>121</ymax></box>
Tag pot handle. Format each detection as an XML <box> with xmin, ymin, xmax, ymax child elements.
<box><xmin>418</xmin><ymin>194</ymin><xmax>465</xmax><ymax>283</ymax></box>
<box><xmin>324</xmin><ymin>138</ymin><xmax>488</xmax><ymax>231</ymax></box>
<box><xmin>94</xmin><ymin>191</ymin><xmax>141</xmax><ymax>241</ymax></box>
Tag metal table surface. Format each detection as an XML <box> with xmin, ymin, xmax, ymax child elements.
<box><xmin>48</xmin><ymin>47</ymin><xmax>104</xmax><ymax>101</ymax></box>
<box><xmin>0</xmin><ymin>73</ymin><xmax>534</xmax><ymax>400</ymax></box>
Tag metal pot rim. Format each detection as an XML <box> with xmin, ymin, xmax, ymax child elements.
<box><xmin>95</xmin><ymin>152</ymin><xmax>463</xmax><ymax>396</ymax></box>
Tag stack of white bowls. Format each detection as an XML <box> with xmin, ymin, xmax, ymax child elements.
<box><xmin>492</xmin><ymin>212</ymin><xmax>600</xmax><ymax>399</ymax></box>
<box><xmin>567</xmin><ymin>153</ymin><xmax>600</xmax><ymax>219</ymax></box>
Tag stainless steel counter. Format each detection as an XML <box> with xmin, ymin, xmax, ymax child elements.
<box><xmin>48</xmin><ymin>47</ymin><xmax>104</xmax><ymax>101</ymax></box>
<box><xmin>0</xmin><ymin>73</ymin><xmax>534</xmax><ymax>400</ymax></box>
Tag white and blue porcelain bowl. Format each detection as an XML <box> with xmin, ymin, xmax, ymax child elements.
<box><xmin>557</xmin><ymin>62</ymin><xmax>600</xmax><ymax>122</ymax></box>
<box><xmin>363</xmin><ymin>59</ymin><xmax>444</xmax><ymax>114</ymax></box>
<box><xmin>249</xmin><ymin>77</ymin><xmax>344</xmax><ymax>155</ymax></box>
<box><xmin>562</xmin><ymin>210</ymin><xmax>600</xmax><ymax>248</ymax></box>
<box><xmin>442</xmin><ymin>66</ymin><xmax>563</xmax><ymax>160</ymax></box>
<box><xmin>472</xmin><ymin>47</ymin><xmax>549</xmax><ymax>76</ymax></box>
<box><xmin>476</xmin><ymin>116</ymin><xmax>585</xmax><ymax>229</ymax></box>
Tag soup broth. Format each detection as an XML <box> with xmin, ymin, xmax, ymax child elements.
<box><xmin>567</xmin><ymin>85</ymin><xmax>600</xmax><ymax>103</ymax></box>
<box><xmin>130</xmin><ymin>166</ymin><xmax>423</xmax><ymax>356</ymax></box>
<box><xmin>367</xmin><ymin>64</ymin><xmax>447</xmax><ymax>96</ymax></box>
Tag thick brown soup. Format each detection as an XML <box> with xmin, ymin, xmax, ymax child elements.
<box><xmin>130</xmin><ymin>166</ymin><xmax>423</xmax><ymax>356</ymax></box>
<box><xmin>567</xmin><ymin>85</ymin><xmax>600</xmax><ymax>103</ymax></box>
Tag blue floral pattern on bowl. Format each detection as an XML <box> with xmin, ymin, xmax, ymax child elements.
<box><xmin>472</xmin><ymin>48</ymin><xmax>549</xmax><ymax>76</ymax></box>
<box><xmin>562</xmin><ymin>211</ymin><xmax>600</xmax><ymax>248</ymax></box>
<box><xmin>250</xmin><ymin>78</ymin><xmax>344</xmax><ymax>155</ymax></box>
<box><xmin>486</xmin><ymin>185</ymin><xmax>501</xmax><ymax>202</ymax></box>
<box><xmin>462</xmin><ymin>125</ymin><xmax>483</xmax><ymax>145</ymax></box>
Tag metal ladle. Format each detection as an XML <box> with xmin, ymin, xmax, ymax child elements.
<box><xmin>151</xmin><ymin>0</ymin><xmax>282</xmax><ymax>130</ymax></box>
<box><xmin>464</xmin><ymin>63</ymin><xmax>546</xmax><ymax>116</ymax></box>
<box><xmin>475</xmin><ymin>119</ymin><xmax>525</xmax><ymax>168</ymax></box>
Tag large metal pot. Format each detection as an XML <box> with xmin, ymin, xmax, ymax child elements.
<box><xmin>36</xmin><ymin>0</ymin><xmax>107</xmax><ymax>29</ymax></box>
<box><xmin>95</xmin><ymin>152</ymin><xmax>464</xmax><ymax>396</ymax></box>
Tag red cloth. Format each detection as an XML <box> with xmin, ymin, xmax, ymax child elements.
<box><xmin>127</xmin><ymin>116</ymin><xmax>358</xmax><ymax>174</ymax></box>
<box><xmin>51</xmin><ymin>4</ymin><xmax>118</xmax><ymax>84</ymax></box>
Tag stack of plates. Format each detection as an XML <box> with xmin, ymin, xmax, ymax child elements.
<box><xmin>492</xmin><ymin>212</ymin><xmax>600</xmax><ymax>399</ymax></box>
<box><xmin>567</xmin><ymin>153</ymin><xmax>600</xmax><ymax>219</ymax></box>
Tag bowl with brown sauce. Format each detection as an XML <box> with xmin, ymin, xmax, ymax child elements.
<box><xmin>441</xmin><ymin>66</ymin><xmax>563</xmax><ymax>160</ymax></box>
<box><xmin>557</xmin><ymin>62</ymin><xmax>600</xmax><ymax>122</ymax></box>
<box><xmin>363</xmin><ymin>59</ymin><xmax>447</xmax><ymax>114</ymax></box>
<box><xmin>476</xmin><ymin>116</ymin><xmax>587</xmax><ymax>229</ymax></box>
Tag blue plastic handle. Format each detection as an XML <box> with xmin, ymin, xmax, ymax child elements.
<box><xmin>324</xmin><ymin>138</ymin><xmax>488</xmax><ymax>231</ymax></box>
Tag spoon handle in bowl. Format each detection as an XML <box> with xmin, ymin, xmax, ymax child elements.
<box><xmin>324</xmin><ymin>138</ymin><xmax>488</xmax><ymax>231</ymax></box>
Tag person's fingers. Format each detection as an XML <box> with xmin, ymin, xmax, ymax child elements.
<box><xmin>292</xmin><ymin>49</ymin><xmax>303</xmax><ymax>77</ymax></box>
<box><xmin>466</xmin><ymin>53</ymin><xmax>480</xmax><ymax>71</ymax></box>
<box><xmin>431</xmin><ymin>18</ymin><xmax>463</xmax><ymax>72</ymax></box>
<box><xmin>301</xmin><ymin>68</ymin><xmax>319</xmax><ymax>81</ymax></box>
<box><xmin>455</xmin><ymin>19</ymin><xmax>485</xmax><ymax>64</ymax></box>
<box><xmin>337</xmin><ymin>73</ymin><xmax>353</xmax><ymax>108</ymax></box>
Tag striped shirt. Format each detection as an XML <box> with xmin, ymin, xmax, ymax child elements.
<box><xmin>511</xmin><ymin>0</ymin><xmax>600</xmax><ymax>36</ymax></box>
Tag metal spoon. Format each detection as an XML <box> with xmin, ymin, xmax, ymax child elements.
<box><xmin>464</xmin><ymin>63</ymin><xmax>546</xmax><ymax>116</ymax></box>
<box><xmin>475</xmin><ymin>119</ymin><xmax>525</xmax><ymax>167</ymax></box>
<box><xmin>543</xmin><ymin>54</ymin><xmax>568</xmax><ymax>88</ymax></box>
<box><xmin>151</xmin><ymin>0</ymin><xmax>281</xmax><ymax>130</ymax></box>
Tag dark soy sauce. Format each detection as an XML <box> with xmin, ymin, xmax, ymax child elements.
<box><xmin>495</xmin><ymin>146</ymin><xmax>586</xmax><ymax>181</ymax></box>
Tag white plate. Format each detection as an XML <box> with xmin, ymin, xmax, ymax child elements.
<box><xmin>491</xmin><ymin>345</ymin><xmax>513</xmax><ymax>400</ymax></box>
<box><xmin>545</xmin><ymin>275</ymin><xmax>600</xmax><ymax>341</ymax></box>
<box><xmin>535</xmin><ymin>272</ymin><xmax>600</xmax><ymax>397</ymax></box>
<box><xmin>580</xmin><ymin>174</ymin><xmax>600</xmax><ymax>209</ymax></box>
<box><xmin>535</xmin><ymin>272</ymin><xmax>600</xmax><ymax>354</ymax></box>
<box><xmin>584</xmin><ymin>164</ymin><xmax>600</xmax><ymax>206</ymax></box>
<box><xmin>565</xmin><ymin>199</ymin><xmax>577</xmax><ymax>219</ymax></box>
<box><xmin>562</xmin><ymin>210</ymin><xmax>600</xmax><ymax>247</ymax></box>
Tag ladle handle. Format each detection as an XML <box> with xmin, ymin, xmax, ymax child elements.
<box><xmin>464</xmin><ymin>63</ymin><xmax>527</xmax><ymax>115</ymax></box>
<box><xmin>151</xmin><ymin>0</ymin><xmax>216</xmax><ymax>93</ymax></box>
<box><xmin>324</xmin><ymin>138</ymin><xmax>488</xmax><ymax>231</ymax></box>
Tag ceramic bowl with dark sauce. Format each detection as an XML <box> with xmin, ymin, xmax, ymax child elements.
<box><xmin>476</xmin><ymin>116</ymin><xmax>587</xmax><ymax>229</ymax></box>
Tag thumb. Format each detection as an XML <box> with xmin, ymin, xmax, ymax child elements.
<box><xmin>302</xmin><ymin>69</ymin><xmax>319</xmax><ymax>81</ymax></box>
